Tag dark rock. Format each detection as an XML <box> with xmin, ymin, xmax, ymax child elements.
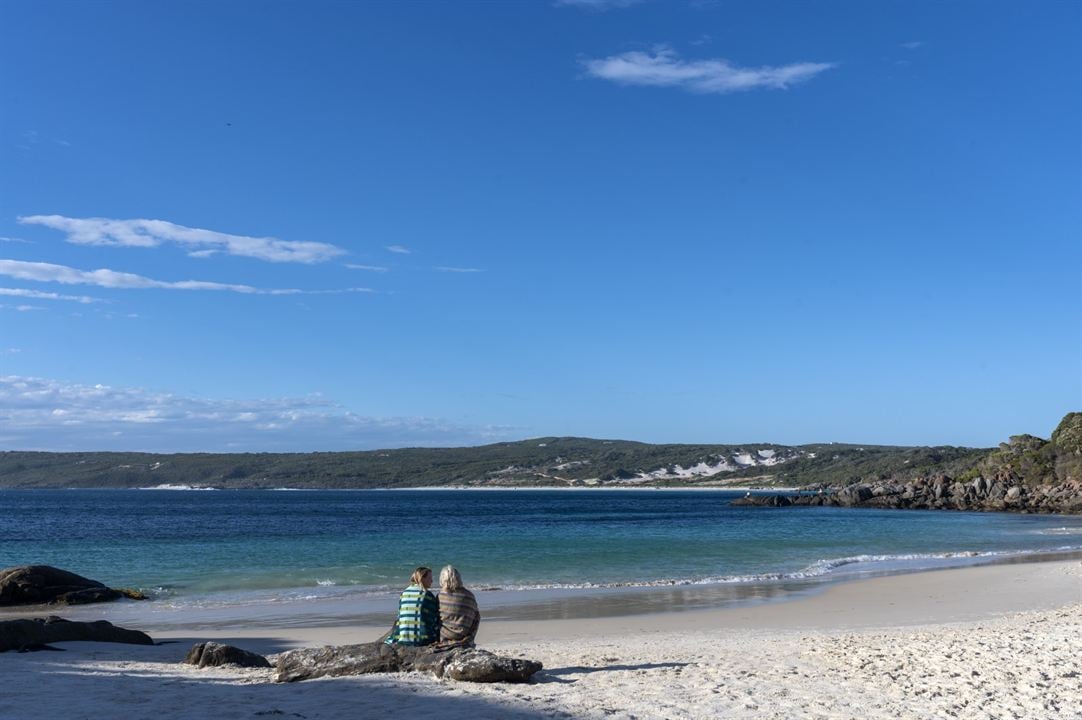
<box><xmin>0</xmin><ymin>566</ymin><xmax>122</xmax><ymax>606</ymax></box>
<box><xmin>734</xmin><ymin>474</ymin><xmax>1081</xmax><ymax>515</ymax></box>
<box><xmin>57</xmin><ymin>587</ymin><xmax>124</xmax><ymax>605</ymax></box>
<box><xmin>185</xmin><ymin>641</ymin><xmax>271</xmax><ymax>668</ymax></box>
<box><xmin>0</xmin><ymin>616</ymin><xmax>154</xmax><ymax>652</ymax></box>
<box><xmin>275</xmin><ymin>641</ymin><xmax>541</xmax><ymax>684</ymax></box>
<box><xmin>836</xmin><ymin>485</ymin><xmax>873</xmax><ymax>506</ymax></box>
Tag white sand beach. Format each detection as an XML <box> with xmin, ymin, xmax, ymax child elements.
<box><xmin>3</xmin><ymin>559</ymin><xmax>1080</xmax><ymax>720</ymax></box>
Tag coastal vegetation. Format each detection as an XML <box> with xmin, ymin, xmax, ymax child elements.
<box><xmin>0</xmin><ymin>413</ymin><xmax>1075</xmax><ymax>491</ymax></box>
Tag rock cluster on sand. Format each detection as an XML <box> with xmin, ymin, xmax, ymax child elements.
<box><xmin>185</xmin><ymin>641</ymin><xmax>271</xmax><ymax>668</ymax></box>
<box><xmin>275</xmin><ymin>641</ymin><xmax>542</xmax><ymax>683</ymax></box>
<box><xmin>0</xmin><ymin>565</ymin><xmax>144</xmax><ymax>606</ymax></box>
<box><xmin>0</xmin><ymin>616</ymin><xmax>154</xmax><ymax>652</ymax></box>
<box><xmin>732</xmin><ymin>476</ymin><xmax>1082</xmax><ymax>513</ymax></box>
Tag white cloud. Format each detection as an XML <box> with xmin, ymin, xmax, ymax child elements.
<box><xmin>386</xmin><ymin>245</ymin><xmax>412</xmax><ymax>254</ymax></box>
<box><xmin>582</xmin><ymin>47</ymin><xmax>837</xmax><ymax>94</ymax></box>
<box><xmin>345</xmin><ymin>263</ymin><xmax>389</xmax><ymax>273</ymax></box>
<box><xmin>435</xmin><ymin>266</ymin><xmax>484</xmax><ymax>273</ymax></box>
<box><xmin>555</xmin><ymin>0</ymin><xmax>642</xmax><ymax>9</ymax></box>
<box><xmin>300</xmin><ymin>287</ymin><xmax>376</xmax><ymax>295</ymax></box>
<box><xmin>0</xmin><ymin>375</ymin><xmax>517</xmax><ymax>452</ymax></box>
<box><xmin>0</xmin><ymin>236</ymin><xmax>32</xmax><ymax>244</ymax></box>
<box><xmin>17</xmin><ymin>215</ymin><xmax>345</xmax><ymax>264</ymax></box>
<box><xmin>0</xmin><ymin>287</ymin><xmax>103</xmax><ymax>304</ymax></box>
<box><xmin>0</xmin><ymin>304</ymin><xmax>44</xmax><ymax>312</ymax></box>
<box><xmin>0</xmin><ymin>259</ymin><xmax>372</xmax><ymax>296</ymax></box>
<box><xmin>900</xmin><ymin>41</ymin><xmax>925</xmax><ymax>50</ymax></box>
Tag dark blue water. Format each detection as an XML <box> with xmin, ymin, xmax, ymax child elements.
<box><xmin>3</xmin><ymin>489</ymin><xmax>1080</xmax><ymax>609</ymax></box>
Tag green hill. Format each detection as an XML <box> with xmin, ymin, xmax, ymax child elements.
<box><xmin>0</xmin><ymin>413</ymin><xmax>1074</xmax><ymax>490</ymax></box>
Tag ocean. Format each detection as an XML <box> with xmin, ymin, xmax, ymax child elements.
<box><xmin>3</xmin><ymin>489</ymin><xmax>1080</xmax><ymax>628</ymax></box>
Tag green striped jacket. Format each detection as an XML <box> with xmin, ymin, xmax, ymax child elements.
<box><xmin>384</xmin><ymin>584</ymin><xmax>440</xmax><ymax>646</ymax></box>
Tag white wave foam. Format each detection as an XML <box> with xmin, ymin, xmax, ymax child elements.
<box><xmin>483</xmin><ymin>547</ymin><xmax>1082</xmax><ymax>593</ymax></box>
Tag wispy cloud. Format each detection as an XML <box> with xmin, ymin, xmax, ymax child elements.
<box><xmin>0</xmin><ymin>287</ymin><xmax>104</xmax><ymax>304</ymax></box>
<box><xmin>0</xmin><ymin>236</ymin><xmax>32</xmax><ymax>244</ymax></box>
<box><xmin>386</xmin><ymin>245</ymin><xmax>412</xmax><ymax>255</ymax></box>
<box><xmin>555</xmin><ymin>0</ymin><xmax>642</xmax><ymax>9</ymax></box>
<box><xmin>0</xmin><ymin>375</ymin><xmax>518</xmax><ymax>452</ymax></box>
<box><xmin>15</xmin><ymin>131</ymin><xmax>71</xmax><ymax>152</ymax></box>
<box><xmin>435</xmin><ymin>266</ymin><xmax>484</xmax><ymax>273</ymax></box>
<box><xmin>900</xmin><ymin>41</ymin><xmax>925</xmax><ymax>50</ymax></box>
<box><xmin>582</xmin><ymin>47</ymin><xmax>837</xmax><ymax>94</ymax></box>
<box><xmin>0</xmin><ymin>304</ymin><xmax>44</xmax><ymax>312</ymax></box>
<box><xmin>345</xmin><ymin>263</ymin><xmax>389</xmax><ymax>273</ymax></box>
<box><xmin>0</xmin><ymin>259</ymin><xmax>372</xmax><ymax>296</ymax></box>
<box><xmin>17</xmin><ymin>215</ymin><xmax>345</xmax><ymax>264</ymax></box>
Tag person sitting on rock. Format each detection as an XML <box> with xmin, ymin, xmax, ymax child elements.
<box><xmin>384</xmin><ymin>566</ymin><xmax>440</xmax><ymax>646</ymax></box>
<box><xmin>435</xmin><ymin>564</ymin><xmax>480</xmax><ymax>648</ymax></box>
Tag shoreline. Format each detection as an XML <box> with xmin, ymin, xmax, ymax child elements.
<box><xmin>5</xmin><ymin>548</ymin><xmax>1081</xmax><ymax>634</ymax></box>
<box><xmin>133</xmin><ymin>557</ymin><xmax>1082</xmax><ymax>648</ymax></box>
<box><xmin>138</xmin><ymin>557</ymin><xmax>1082</xmax><ymax>642</ymax></box>
<box><xmin>3</xmin><ymin>559</ymin><xmax>1078</xmax><ymax>720</ymax></box>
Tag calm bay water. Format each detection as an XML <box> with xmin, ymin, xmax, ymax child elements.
<box><xmin>3</xmin><ymin>489</ymin><xmax>1081</xmax><ymax>613</ymax></box>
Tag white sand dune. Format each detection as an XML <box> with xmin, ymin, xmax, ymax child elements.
<box><xmin>2</xmin><ymin>560</ymin><xmax>1079</xmax><ymax>719</ymax></box>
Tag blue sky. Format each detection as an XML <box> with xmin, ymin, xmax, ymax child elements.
<box><xmin>1</xmin><ymin>0</ymin><xmax>1079</xmax><ymax>452</ymax></box>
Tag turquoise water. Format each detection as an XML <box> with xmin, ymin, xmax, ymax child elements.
<box><xmin>3</xmin><ymin>489</ymin><xmax>1080</xmax><ymax>612</ymax></box>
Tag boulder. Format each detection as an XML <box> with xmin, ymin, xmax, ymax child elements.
<box><xmin>0</xmin><ymin>616</ymin><xmax>154</xmax><ymax>652</ymax></box>
<box><xmin>441</xmin><ymin>649</ymin><xmax>542</xmax><ymax>682</ymax></box>
<box><xmin>836</xmin><ymin>485</ymin><xmax>873</xmax><ymax>506</ymax></box>
<box><xmin>0</xmin><ymin>566</ymin><xmax>121</xmax><ymax>606</ymax></box>
<box><xmin>185</xmin><ymin>642</ymin><xmax>271</xmax><ymax>668</ymax></box>
<box><xmin>275</xmin><ymin>641</ymin><xmax>541</xmax><ymax>684</ymax></box>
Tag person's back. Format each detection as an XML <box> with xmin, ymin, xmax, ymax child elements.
<box><xmin>385</xmin><ymin>566</ymin><xmax>440</xmax><ymax>646</ymax></box>
<box><xmin>437</xmin><ymin>565</ymin><xmax>480</xmax><ymax>647</ymax></box>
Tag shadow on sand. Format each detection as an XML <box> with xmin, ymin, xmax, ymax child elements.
<box><xmin>2</xmin><ymin>637</ymin><xmax>552</xmax><ymax>720</ymax></box>
<box><xmin>537</xmin><ymin>661</ymin><xmax>689</xmax><ymax>683</ymax></box>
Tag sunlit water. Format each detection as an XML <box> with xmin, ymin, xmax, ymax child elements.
<box><xmin>3</xmin><ymin>489</ymin><xmax>1080</xmax><ymax>627</ymax></box>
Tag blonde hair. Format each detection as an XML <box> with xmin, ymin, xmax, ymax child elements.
<box><xmin>409</xmin><ymin>566</ymin><xmax>432</xmax><ymax>586</ymax></box>
<box><xmin>439</xmin><ymin>565</ymin><xmax>463</xmax><ymax>592</ymax></box>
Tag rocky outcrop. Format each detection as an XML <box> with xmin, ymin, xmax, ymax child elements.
<box><xmin>185</xmin><ymin>641</ymin><xmax>271</xmax><ymax>668</ymax></box>
<box><xmin>275</xmin><ymin>641</ymin><xmax>542</xmax><ymax>683</ymax></box>
<box><xmin>0</xmin><ymin>565</ymin><xmax>145</xmax><ymax>606</ymax></box>
<box><xmin>0</xmin><ymin>616</ymin><xmax>154</xmax><ymax>652</ymax></box>
<box><xmin>732</xmin><ymin>476</ymin><xmax>1082</xmax><ymax>514</ymax></box>
<box><xmin>734</xmin><ymin>415</ymin><xmax>1082</xmax><ymax>515</ymax></box>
